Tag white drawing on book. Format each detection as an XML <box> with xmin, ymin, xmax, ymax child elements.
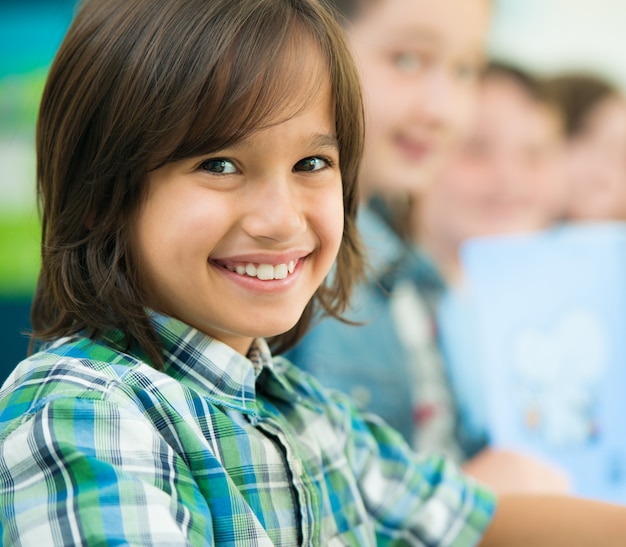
<box><xmin>512</xmin><ymin>310</ymin><xmax>608</xmax><ymax>447</ymax></box>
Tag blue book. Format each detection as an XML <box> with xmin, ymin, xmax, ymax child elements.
<box><xmin>460</xmin><ymin>223</ymin><xmax>626</xmax><ymax>503</ymax></box>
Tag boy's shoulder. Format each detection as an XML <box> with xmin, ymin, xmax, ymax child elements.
<box><xmin>5</xmin><ymin>334</ymin><xmax>147</xmax><ymax>386</ymax></box>
<box><xmin>0</xmin><ymin>335</ymin><xmax>157</xmax><ymax>437</ymax></box>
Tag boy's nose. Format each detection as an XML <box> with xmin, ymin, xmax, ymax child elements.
<box><xmin>490</xmin><ymin>152</ymin><xmax>527</xmax><ymax>195</ymax></box>
<box><xmin>242</xmin><ymin>177</ymin><xmax>307</xmax><ymax>242</ymax></box>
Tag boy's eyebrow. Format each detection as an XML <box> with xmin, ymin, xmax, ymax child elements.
<box><xmin>223</xmin><ymin>132</ymin><xmax>339</xmax><ymax>154</ymax></box>
<box><xmin>237</xmin><ymin>132</ymin><xmax>338</xmax><ymax>149</ymax></box>
<box><xmin>309</xmin><ymin>133</ymin><xmax>339</xmax><ymax>150</ymax></box>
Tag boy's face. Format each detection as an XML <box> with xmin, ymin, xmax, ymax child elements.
<box><xmin>566</xmin><ymin>95</ymin><xmax>626</xmax><ymax>221</ymax></box>
<box><xmin>132</xmin><ymin>75</ymin><xmax>343</xmax><ymax>355</ymax></box>
<box><xmin>347</xmin><ymin>0</ymin><xmax>490</xmax><ymax>198</ymax></box>
<box><xmin>420</xmin><ymin>76</ymin><xmax>566</xmax><ymax>249</ymax></box>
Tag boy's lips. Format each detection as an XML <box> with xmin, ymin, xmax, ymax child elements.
<box><xmin>222</xmin><ymin>259</ymin><xmax>297</xmax><ymax>280</ymax></box>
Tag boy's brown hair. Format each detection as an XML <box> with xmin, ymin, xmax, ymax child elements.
<box><xmin>31</xmin><ymin>0</ymin><xmax>365</xmax><ymax>367</ymax></box>
<box><xmin>485</xmin><ymin>61</ymin><xmax>561</xmax><ymax>113</ymax></box>
<box><xmin>544</xmin><ymin>73</ymin><xmax>619</xmax><ymax>138</ymax></box>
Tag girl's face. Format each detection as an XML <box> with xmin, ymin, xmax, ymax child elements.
<box><xmin>420</xmin><ymin>76</ymin><xmax>566</xmax><ymax>251</ymax></box>
<box><xmin>566</xmin><ymin>95</ymin><xmax>626</xmax><ymax>222</ymax></box>
<box><xmin>347</xmin><ymin>0</ymin><xmax>490</xmax><ymax>198</ymax></box>
<box><xmin>132</xmin><ymin>73</ymin><xmax>343</xmax><ymax>355</ymax></box>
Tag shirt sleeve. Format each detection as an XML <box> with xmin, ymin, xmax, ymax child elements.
<box><xmin>0</xmin><ymin>396</ymin><xmax>213</xmax><ymax>546</ymax></box>
<box><xmin>338</xmin><ymin>392</ymin><xmax>496</xmax><ymax>547</ymax></box>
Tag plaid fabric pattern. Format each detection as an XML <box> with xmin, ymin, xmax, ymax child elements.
<box><xmin>0</xmin><ymin>313</ymin><xmax>495</xmax><ymax>546</ymax></box>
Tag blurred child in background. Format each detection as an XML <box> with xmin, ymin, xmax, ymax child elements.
<box><xmin>416</xmin><ymin>62</ymin><xmax>567</xmax><ymax>285</ymax></box>
<box><xmin>287</xmin><ymin>0</ymin><xmax>570</xmax><ymax>493</ymax></box>
<box><xmin>414</xmin><ymin>62</ymin><xmax>569</xmax><ymax>473</ymax></box>
<box><xmin>546</xmin><ymin>73</ymin><xmax>626</xmax><ymax>223</ymax></box>
<box><xmin>288</xmin><ymin>0</ymin><xmax>489</xmax><ymax>455</ymax></box>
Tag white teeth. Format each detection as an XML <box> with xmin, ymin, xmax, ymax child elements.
<box><xmin>256</xmin><ymin>264</ymin><xmax>274</xmax><ymax>280</ymax></box>
<box><xmin>230</xmin><ymin>260</ymin><xmax>297</xmax><ymax>280</ymax></box>
<box><xmin>274</xmin><ymin>264</ymin><xmax>288</xmax><ymax>279</ymax></box>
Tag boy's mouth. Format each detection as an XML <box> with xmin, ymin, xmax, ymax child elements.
<box><xmin>220</xmin><ymin>260</ymin><xmax>298</xmax><ymax>281</ymax></box>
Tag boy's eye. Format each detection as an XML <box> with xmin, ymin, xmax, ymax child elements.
<box><xmin>199</xmin><ymin>158</ymin><xmax>237</xmax><ymax>174</ymax></box>
<box><xmin>393</xmin><ymin>52</ymin><xmax>424</xmax><ymax>74</ymax></box>
<box><xmin>294</xmin><ymin>157</ymin><xmax>330</xmax><ymax>172</ymax></box>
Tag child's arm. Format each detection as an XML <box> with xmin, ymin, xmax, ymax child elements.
<box><xmin>480</xmin><ymin>495</ymin><xmax>626</xmax><ymax>546</ymax></box>
<box><xmin>462</xmin><ymin>448</ymin><xmax>572</xmax><ymax>494</ymax></box>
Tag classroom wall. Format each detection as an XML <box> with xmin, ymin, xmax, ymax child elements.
<box><xmin>489</xmin><ymin>0</ymin><xmax>626</xmax><ymax>91</ymax></box>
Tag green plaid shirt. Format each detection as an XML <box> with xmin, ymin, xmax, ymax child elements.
<box><xmin>0</xmin><ymin>313</ymin><xmax>494</xmax><ymax>545</ymax></box>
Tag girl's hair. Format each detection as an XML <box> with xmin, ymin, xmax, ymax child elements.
<box><xmin>32</xmin><ymin>0</ymin><xmax>365</xmax><ymax>367</ymax></box>
<box><xmin>323</xmin><ymin>0</ymin><xmax>375</xmax><ymax>22</ymax></box>
<box><xmin>544</xmin><ymin>73</ymin><xmax>620</xmax><ymax>138</ymax></box>
<box><xmin>325</xmin><ymin>0</ymin><xmax>492</xmax><ymax>26</ymax></box>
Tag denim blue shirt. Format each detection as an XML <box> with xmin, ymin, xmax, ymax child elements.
<box><xmin>437</xmin><ymin>288</ymin><xmax>490</xmax><ymax>457</ymax></box>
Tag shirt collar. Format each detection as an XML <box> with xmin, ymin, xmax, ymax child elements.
<box><xmin>145</xmin><ymin>313</ymin><xmax>301</xmax><ymax>414</ymax></box>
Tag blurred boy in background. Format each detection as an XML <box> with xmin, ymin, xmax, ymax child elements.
<box><xmin>416</xmin><ymin>62</ymin><xmax>567</xmax><ymax>285</ymax></box>
<box><xmin>546</xmin><ymin>73</ymin><xmax>626</xmax><ymax>223</ymax></box>
<box><xmin>413</xmin><ymin>63</ymin><xmax>569</xmax><ymax>475</ymax></box>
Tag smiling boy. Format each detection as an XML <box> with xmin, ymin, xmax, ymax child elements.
<box><xmin>1</xmin><ymin>0</ymin><xmax>626</xmax><ymax>545</ymax></box>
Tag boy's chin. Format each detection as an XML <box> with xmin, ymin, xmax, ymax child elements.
<box><xmin>256</xmin><ymin>320</ymin><xmax>300</xmax><ymax>340</ymax></box>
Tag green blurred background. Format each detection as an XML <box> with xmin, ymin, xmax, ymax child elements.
<box><xmin>0</xmin><ymin>0</ymin><xmax>78</xmax><ymax>379</ymax></box>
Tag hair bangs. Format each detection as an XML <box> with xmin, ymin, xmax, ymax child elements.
<box><xmin>150</xmin><ymin>8</ymin><xmax>329</xmax><ymax>167</ymax></box>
